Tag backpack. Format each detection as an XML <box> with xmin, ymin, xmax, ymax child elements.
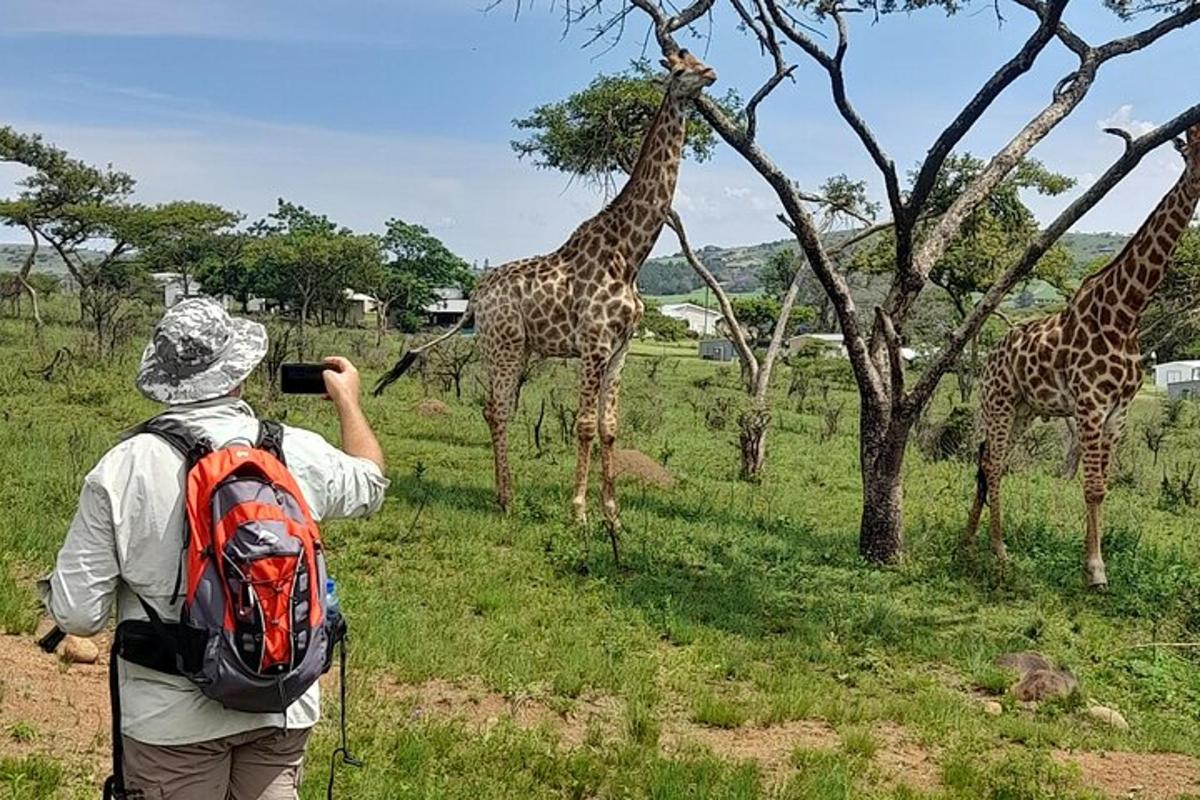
<box><xmin>36</xmin><ymin>415</ymin><xmax>361</xmax><ymax>799</ymax></box>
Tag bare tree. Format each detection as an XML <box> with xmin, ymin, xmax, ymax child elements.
<box><xmin>513</xmin><ymin>0</ymin><xmax>1200</xmax><ymax>562</ymax></box>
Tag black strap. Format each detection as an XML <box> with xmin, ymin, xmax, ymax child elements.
<box><xmin>326</xmin><ymin>633</ymin><xmax>362</xmax><ymax>800</ymax></box>
<box><xmin>126</xmin><ymin>417</ymin><xmax>212</xmax><ymax>468</ymax></box>
<box><xmin>127</xmin><ymin>418</ymin><xmax>212</xmax><ymax>604</ymax></box>
<box><xmin>36</xmin><ymin>626</ymin><xmax>66</xmax><ymax>653</ymax></box>
<box><xmin>256</xmin><ymin>420</ymin><xmax>286</xmax><ymax>465</ymax></box>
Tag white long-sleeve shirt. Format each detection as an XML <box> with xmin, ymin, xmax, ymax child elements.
<box><xmin>39</xmin><ymin>396</ymin><xmax>389</xmax><ymax>745</ymax></box>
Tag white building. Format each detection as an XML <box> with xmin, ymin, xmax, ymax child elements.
<box><xmin>787</xmin><ymin>332</ymin><xmax>917</xmax><ymax>362</ymax></box>
<box><xmin>660</xmin><ymin>302</ymin><xmax>723</xmax><ymax>336</ymax></box>
<box><xmin>422</xmin><ymin>286</ymin><xmax>470</xmax><ymax>327</ymax></box>
<box><xmin>1154</xmin><ymin>360</ymin><xmax>1200</xmax><ymax>390</ymax></box>
<box><xmin>151</xmin><ymin>272</ymin><xmax>264</xmax><ymax>312</ymax></box>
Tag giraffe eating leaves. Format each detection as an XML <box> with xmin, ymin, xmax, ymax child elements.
<box><xmin>967</xmin><ymin>124</ymin><xmax>1200</xmax><ymax>589</ymax></box>
<box><xmin>374</xmin><ymin>50</ymin><xmax>717</xmax><ymax>558</ymax></box>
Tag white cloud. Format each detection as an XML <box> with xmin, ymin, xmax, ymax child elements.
<box><xmin>1098</xmin><ymin>104</ymin><xmax>1158</xmax><ymax>138</ymax></box>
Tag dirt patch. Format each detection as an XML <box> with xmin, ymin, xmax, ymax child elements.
<box><xmin>1055</xmin><ymin>750</ymin><xmax>1200</xmax><ymax>799</ymax></box>
<box><xmin>414</xmin><ymin>398</ymin><xmax>451</xmax><ymax>418</ymax></box>
<box><xmin>612</xmin><ymin>449</ymin><xmax>674</xmax><ymax>489</ymax></box>
<box><xmin>873</xmin><ymin>721</ymin><xmax>941</xmax><ymax>793</ymax></box>
<box><xmin>662</xmin><ymin>718</ymin><xmax>837</xmax><ymax>781</ymax></box>
<box><xmin>380</xmin><ymin>678</ymin><xmax>938</xmax><ymax>790</ymax></box>
<box><xmin>382</xmin><ymin>677</ymin><xmax>621</xmax><ymax>748</ymax></box>
<box><xmin>0</xmin><ymin>632</ymin><xmax>110</xmax><ymax>780</ymax></box>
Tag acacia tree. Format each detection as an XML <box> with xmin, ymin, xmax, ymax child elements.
<box><xmin>137</xmin><ymin>202</ymin><xmax>243</xmax><ymax>297</ymax></box>
<box><xmin>366</xmin><ymin>218</ymin><xmax>475</xmax><ymax>336</ymax></box>
<box><xmin>514</xmin><ymin>62</ymin><xmax>853</xmax><ymax>479</ymax></box>
<box><xmin>852</xmin><ymin>154</ymin><xmax>1077</xmax><ymax>400</ymax></box>
<box><xmin>514</xmin><ymin>0</ymin><xmax>1200</xmax><ymax>562</ymax></box>
<box><xmin>247</xmin><ymin>200</ymin><xmax>380</xmax><ymax>356</ymax></box>
<box><xmin>0</xmin><ymin>127</ymin><xmax>133</xmax><ymax>331</ymax></box>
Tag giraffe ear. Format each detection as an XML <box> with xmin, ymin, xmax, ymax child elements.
<box><xmin>659</xmin><ymin>58</ymin><xmax>670</xmax><ymax>70</ymax></box>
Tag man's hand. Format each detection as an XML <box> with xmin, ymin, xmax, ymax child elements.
<box><xmin>322</xmin><ymin>356</ymin><xmax>361</xmax><ymax>409</ymax></box>
<box><xmin>322</xmin><ymin>356</ymin><xmax>385</xmax><ymax>471</ymax></box>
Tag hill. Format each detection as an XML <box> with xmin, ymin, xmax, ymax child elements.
<box><xmin>639</xmin><ymin>231</ymin><xmax>1132</xmax><ymax>297</ymax></box>
<box><xmin>0</xmin><ymin>243</ymin><xmax>91</xmax><ymax>277</ymax></box>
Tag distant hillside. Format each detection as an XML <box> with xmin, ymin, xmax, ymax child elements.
<box><xmin>0</xmin><ymin>243</ymin><xmax>77</xmax><ymax>276</ymax></box>
<box><xmin>639</xmin><ymin>231</ymin><xmax>1132</xmax><ymax>297</ymax></box>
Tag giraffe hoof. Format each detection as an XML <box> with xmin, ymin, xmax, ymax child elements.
<box><xmin>1085</xmin><ymin>560</ymin><xmax>1108</xmax><ymax>590</ymax></box>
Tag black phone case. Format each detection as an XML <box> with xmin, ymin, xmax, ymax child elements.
<box><xmin>280</xmin><ymin>364</ymin><xmax>329</xmax><ymax>394</ymax></box>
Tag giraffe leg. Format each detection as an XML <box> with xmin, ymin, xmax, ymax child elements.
<box><xmin>598</xmin><ymin>344</ymin><xmax>629</xmax><ymax>559</ymax></box>
<box><xmin>571</xmin><ymin>347</ymin><xmax>610</xmax><ymax>526</ymax></box>
<box><xmin>966</xmin><ymin>402</ymin><xmax>1019</xmax><ymax>562</ymax></box>
<box><xmin>1079</xmin><ymin>410</ymin><xmax>1122</xmax><ymax>590</ymax></box>
<box><xmin>483</xmin><ymin>349</ymin><xmax>522</xmax><ymax>514</ymax></box>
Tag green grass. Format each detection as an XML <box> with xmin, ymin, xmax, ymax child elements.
<box><xmin>4</xmin><ymin>298</ymin><xmax>1200</xmax><ymax>798</ymax></box>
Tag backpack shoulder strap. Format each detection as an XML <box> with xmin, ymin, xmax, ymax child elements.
<box><xmin>256</xmin><ymin>420</ymin><xmax>286</xmax><ymax>465</ymax></box>
<box><xmin>129</xmin><ymin>417</ymin><xmax>212</xmax><ymax>468</ymax></box>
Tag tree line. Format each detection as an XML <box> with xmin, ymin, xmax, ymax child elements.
<box><xmin>0</xmin><ymin>127</ymin><xmax>475</xmax><ymax>356</ymax></box>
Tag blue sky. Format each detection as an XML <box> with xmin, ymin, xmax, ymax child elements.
<box><xmin>0</xmin><ymin>0</ymin><xmax>1195</xmax><ymax>264</ymax></box>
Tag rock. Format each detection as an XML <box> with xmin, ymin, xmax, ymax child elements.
<box><xmin>612</xmin><ymin>449</ymin><xmax>674</xmax><ymax>489</ymax></box>
<box><xmin>995</xmin><ymin>651</ymin><xmax>1055</xmax><ymax>675</ymax></box>
<box><xmin>414</xmin><ymin>399</ymin><xmax>451</xmax><ymax>418</ymax></box>
<box><xmin>1087</xmin><ymin>705</ymin><xmax>1129</xmax><ymax>731</ymax></box>
<box><xmin>982</xmin><ymin>700</ymin><xmax>1003</xmax><ymax>717</ymax></box>
<box><xmin>61</xmin><ymin>635</ymin><xmax>99</xmax><ymax>665</ymax></box>
<box><xmin>1011</xmin><ymin>668</ymin><xmax>1078</xmax><ymax>702</ymax></box>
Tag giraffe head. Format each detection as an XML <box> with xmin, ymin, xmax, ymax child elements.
<box><xmin>660</xmin><ymin>49</ymin><xmax>717</xmax><ymax>97</ymax></box>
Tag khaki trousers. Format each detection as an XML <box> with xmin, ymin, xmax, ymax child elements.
<box><xmin>122</xmin><ymin>727</ymin><xmax>310</xmax><ymax>800</ymax></box>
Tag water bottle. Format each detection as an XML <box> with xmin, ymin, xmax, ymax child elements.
<box><xmin>325</xmin><ymin>577</ymin><xmax>341</xmax><ymax>616</ymax></box>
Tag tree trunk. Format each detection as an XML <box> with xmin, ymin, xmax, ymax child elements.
<box><xmin>298</xmin><ymin>296</ymin><xmax>310</xmax><ymax>360</ymax></box>
<box><xmin>738</xmin><ymin>402</ymin><xmax>770</xmax><ymax>481</ymax></box>
<box><xmin>858</xmin><ymin>409</ymin><xmax>909</xmax><ymax>564</ymax></box>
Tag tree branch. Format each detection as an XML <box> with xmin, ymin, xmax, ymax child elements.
<box><xmin>906</xmin><ymin>103</ymin><xmax>1200</xmax><ymax>412</ymax></box>
<box><xmin>761</xmin><ymin>0</ymin><xmax>903</xmax><ymax>217</ymax></box>
<box><xmin>665</xmin><ymin>208</ymin><xmax>760</xmax><ymax>388</ymax></box>
<box><xmin>904</xmin><ymin>0</ymin><xmax>1069</xmax><ymax>222</ymax></box>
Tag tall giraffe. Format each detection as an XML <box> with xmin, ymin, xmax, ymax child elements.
<box><xmin>375</xmin><ymin>50</ymin><xmax>716</xmax><ymax>551</ymax></box>
<box><xmin>966</xmin><ymin>125</ymin><xmax>1200</xmax><ymax>588</ymax></box>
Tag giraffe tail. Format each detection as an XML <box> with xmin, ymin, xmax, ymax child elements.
<box><xmin>372</xmin><ymin>303</ymin><xmax>476</xmax><ymax>396</ymax></box>
<box><xmin>974</xmin><ymin>441</ymin><xmax>989</xmax><ymax>506</ymax></box>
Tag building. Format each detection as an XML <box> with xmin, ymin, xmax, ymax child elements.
<box><xmin>422</xmin><ymin>286</ymin><xmax>470</xmax><ymax>328</ymax></box>
<box><xmin>660</xmin><ymin>302</ymin><xmax>723</xmax><ymax>336</ymax></box>
<box><xmin>1168</xmin><ymin>379</ymin><xmax>1200</xmax><ymax>400</ymax></box>
<box><xmin>787</xmin><ymin>332</ymin><xmax>917</xmax><ymax>362</ymax></box>
<box><xmin>1154</xmin><ymin>360</ymin><xmax>1200</xmax><ymax>390</ymax></box>
<box><xmin>151</xmin><ymin>272</ymin><xmax>265</xmax><ymax>312</ymax></box>
<box><xmin>699</xmin><ymin>339</ymin><xmax>738</xmax><ymax>362</ymax></box>
<box><xmin>342</xmin><ymin>290</ymin><xmax>378</xmax><ymax>326</ymax></box>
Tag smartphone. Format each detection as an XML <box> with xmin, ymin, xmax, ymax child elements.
<box><xmin>280</xmin><ymin>363</ymin><xmax>330</xmax><ymax>395</ymax></box>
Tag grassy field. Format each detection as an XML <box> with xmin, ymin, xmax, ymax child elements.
<box><xmin>3</xmin><ymin>301</ymin><xmax>1200</xmax><ymax>799</ymax></box>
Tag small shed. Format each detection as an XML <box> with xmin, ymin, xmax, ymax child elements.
<box><xmin>699</xmin><ymin>339</ymin><xmax>738</xmax><ymax>362</ymax></box>
<box><xmin>1168</xmin><ymin>379</ymin><xmax>1200</xmax><ymax>400</ymax></box>
<box><xmin>1154</xmin><ymin>360</ymin><xmax>1200</xmax><ymax>390</ymax></box>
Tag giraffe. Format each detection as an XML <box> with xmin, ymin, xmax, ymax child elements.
<box><xmin>375</xmin><ymin>50</ymin><xmax>717</xmax><ymax>553</ymax></box>
<box><xmin>966</xmin><ymin>124</ymin><xmax>1200</xmax><ymax>589</ymax></box>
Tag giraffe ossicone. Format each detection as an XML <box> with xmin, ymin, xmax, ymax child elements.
<box><xmin>967</xmin><ymin>124</ymin><xmax>1200</xmax><ymax>589</ymax></box>
<box><xmin>375</xmin><ymin>50</ymin><xmax>718</xmax><ymax>560</ymax></box>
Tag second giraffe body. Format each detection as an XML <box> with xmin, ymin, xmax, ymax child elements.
<box><xmin>375</xmin><ymin>51</ymin><xmax>717</xmax><ymax>549</ymax></box>
<box><xmin>967</xmin><ymin>125</ymin><xmax>1200</xmax><ymax>588</ymax></box>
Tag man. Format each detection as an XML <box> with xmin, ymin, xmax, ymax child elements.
<box><xmin>39</xmin><ymin>297</ymin><xmax>388</xmax><ymax>800</ymax></box>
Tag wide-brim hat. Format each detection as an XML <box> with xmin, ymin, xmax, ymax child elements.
<box><xmin>137</xmin><ymin>297</ymin><xmax>268</xmax><ymax>405</ymax></box>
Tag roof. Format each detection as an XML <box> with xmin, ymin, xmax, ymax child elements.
<box><xmin>661</xmin><ymin>302</ymin><xmax>720</xmax><ymax>315</ymax></box>
<box><xmin>344</xmin><ymin>291</ymin><xmax>377</xmax><ymax>303</ymax></box>
<box><xmin>424</xmin><ymin>298</ymin><xmax>469</xmax><ymax>314</ymax></box>
<box><xmin>1156</xmin><ymin>360</ymin><xmax>1200</xmax><ymax>369</ymax></box>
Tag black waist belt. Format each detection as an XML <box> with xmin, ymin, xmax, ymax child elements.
<box><xmin>115</xmin><ymin>619</ymin><xmax>187</xmax><ymax>675</ymax></box>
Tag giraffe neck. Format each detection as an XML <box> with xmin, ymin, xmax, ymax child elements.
<box><xmin>1083</xmin><ymin>165</ymin><xmax>1200</xmax><ymax>320</ymax></box>
<box><xmin>601</xmin><ymin>88</ymin><xmax>688</xmax><ymax>269</ymax></box>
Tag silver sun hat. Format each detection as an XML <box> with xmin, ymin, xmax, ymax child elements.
<box><xmin>136</xmin><ymin>297</ymin><xmax>268</xmax><ymax>405</ymax></box>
